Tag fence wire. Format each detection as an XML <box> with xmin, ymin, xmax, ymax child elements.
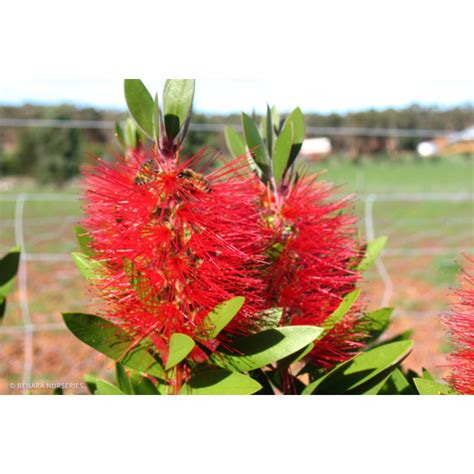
<box><xmin>0</xmin><ymin>192</ymin><xmax>473</xmax><ymax>392</ymax></box>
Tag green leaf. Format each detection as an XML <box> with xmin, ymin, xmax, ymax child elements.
<box><xmin>303</xmin><ymin>340</ymin><xmax>413</xmax><ymax>395</ymax></box>
<box><xmin>272</xmin><ymin>118</ymin><xmax>294</xmax><ymax>183</ymax></box>
<box><xmin>284</xmin><ymin>107</ymin><xmax>305</xmax><ymax>169</ymax></box>
<box><xmin>211</xmin><ymin>326</ymin><xmax>324</xmax><ymax>372</ymax></box>
<box><xmin>277</xmin><ymin>342</ymin><xmax>314</xmax><ymax>372</ymax></box>
<box><xmin>124</xmin><ymin>118</ymin><xmax>138</xmax><ymax>148</ymax></box>
<box><xmin>74</xmin><ymin>225</ymin><xmax>94</xmax><ymax>256</ymax></box>
<box><xmin>422</xmin><ymin>368</ymin><xmax>434</xmax><ymax>381</ymax></box>
<box><xmin>95</xmin><ymin>380</ymin><xmax>125</xmax><ymax>395</ymax></box>
<box><xmin>200</xmin><ymin>296</ymin><xmax>245</xmax><ymax>339</ymax></box>
<box><xmin>365</xmin><ymin>307</ymin><xmax>393</xmax><ymax>342</ymax></box>
<box><xmin>379</xmin><ymin>367</ymin><xmax>413</xmax><ymax>395</ymax></box>
<box><xmin>63</xmin><ymin>313</ymin><xmax>165</xmax><ymax>379</ymax></box>
<box><xmin>265</xmin><ymin>104</ymin><xmax>273</xmax><ymax>155</ymax></box>
<box><xmin>115</xmin><ymin>122</ymin><xmax>125</xmax><ymax>145</ymax></box>
<box><xmin>248</xmin><ymin>369</ymin><xmax>276</xmax><ymax>395</ymax></box>
<box><xmin>179</xmin><ymin>366</ymin><xmax>262</xmax><ymax>395</ymax></box>
<box><xmin>362</xmin><ymin>371</ymin><xmax>394</xmax><ymax>394</ymax></box>
<box><xmin>163</xmin><ymin>79</ymin><xmax>195</xmax><ymax>142</ymax></box>
<box><xmin>271</xmin><ymin>106</ymin><xmax>281</xmax><ymax>134</ymax></box>
<box><xmin>413</xmin><ymin>378</ymin><xmax>456</xmax><ymax>395</ymax></box>
<box><xmin>0</xmin><ymin>298</ymin><xmax>6</xmax><ymax>322</ymax></box>
<box><xmin>165</xmin><ymin>333</ymin><xmax>195</xmax><ymax>370</ymax></box>
<box><xmin>152</xmin><ymin>93</ymin><xmax>160</xmax><ymax>144</ymax></box>
<box><xmin>124</xmin><ymin>79</ymin><xmax>154</xmax><ymax>138</ymax></box>
<box><xmin>241</xmin><ymin>112</ymin><xmax>271</xmax><ymax>183</ymax></box>
<box><xmin>319</xmin><ymin>290</ymin><xmax>360</xmax><ymax>338</ymax></box>
<box><xmin>53</xmin><ymin>387</ymin><xmax>63</xmax><ymax>395</ymax></box>
<box><xmin>130</xmin><ymin>373</ymin><xmax>160</xmax><ymax>395</ymax></box>
<box><xmin>0</xmin><ymin>246</ymin><xmax>21</xmax><ymax>299</ymax></box>
<box><xmin>357</xmin><ymin>236</ymin><xmax>388</xmax><ymax>272</ymax></box>
<box><xmin>115</xmin><ymin>363</ymin><xmax>133</xmax><ymax>394</ymax></box>
<box><xmin>71</xmin><ymin>252</ymin><xmax>106</xmax><ymax>281</ymax></box>
<box><xmin>373</xmin><ymin>329</ymin><xmax>414</xmax><ymax>348</ymax></box>
<box><xmin>224</xmin><ymin>126</ymin><xmax>247</xmax><ymax>158</ymax></box>
<box><xmin>83</xmin><ymin>373</ymin><xmax>98</xmax><ymax>394</ymax></box>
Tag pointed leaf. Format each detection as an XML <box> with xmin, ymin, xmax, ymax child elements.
<box><xmin>241</xmin><ymin>112</ymin><xmax>271</xmax><ymax>183</ymax></box>
<box><xmin>115</xmin><ymin>363</ymin><xmax>133</xmax><ymax>394</ymax></box>
<box><xmin>165</xmin><ymin>333</ymin><xmax>195</xmax><ymax>370</ymax></box>
<box><xmin>95</xmin><ymin>380</ymin><xmax>125</xmax><ymax>395</ymax></box>
<box><xmin>422</xmin><ymin>368</ymin><xmax>434</xmax><ymax>381</ymax></box>
<box><xmin>285</xmin><ymin>107</ymin><xmax>305</xmax><ymax>168</ymax></box>
<box><xmin>359</xmin><ymin>364</ymin><xmax>399</xmax><ymax>394</ymax></box>
<box><xmin>124</xmin><ymin>79</ymin><xmax>154</xmax><ymax>138</ymax></box>
<box><xmin>63</xmin><ymin>313</ymin><xmax>165</xmax><ymax>378</ymax></box>
<box><xmin>115</xmin><ymin>122</ymin><xmax>125</xmax><ymax>145</ymax></box>
<box><xmin>179</xmin><ymin>366</ymin><xmax>262</xmax><ymax>395</ymax></box>
<box><xmin>277</xmin><ymin>342</ymin><xmax>315</xmax><ymax>372</ymax></box>
<box><xmin>83</xmin><ymin>374</ymin><xmax>98</xmax><ymax>394</ymax></box>
<box><xmin>357</xmin><ymin>236</ymin><xmax>388</xmax><ymax>271</ymax></box>
<box><xmin>318</xmin><ymin>289</ymin><xmax>360</xmax><ymax>338</ymax></box>
<box><xmin>0</xmin><ymin>246</ymin><xmax>20</xmax><ymax>299</ymax></box>
<box><xmin>379</xmin><ymin>367</ymin><xmax>414</xmax><ymax>395</ymax></box>
<box><xmin>303</xmin><ymin>340</ymin><xmax>413</xmax><ymax>395</ymax></box>
<box><xmin>211</xmin><ymin>326</ymin><xmax>324</xmax><ymax>372</ymax></box>
<box><xmin>200</xmin><ymin>296</ymin><xmax>245</xmax><ymax>339</ymax></box>
<box><xmin>413</xmin><ymin>378</ymin><xmax>456</xmax><ymax>395</ymax></box>
<box><xmin>130</xmin><ymin>373</ymin><xmax>160</xmax><ymax>395</ymax></box>
<box><xmin>152</xmin><ymin>93</ymin><xmax>160</xmax><ymax>144</ymax></box>
<box><xmin>124</xmin><ymin>118</ymin><xmax>138</xmax><ymax>148</ymax></box>
<box><xmin>163</xmin><ymin>79</ymin><xmax>195</xmax><ymax>142</ymax></box>
<box><xmin>372</xmin><ymin>329</ymin><xmax>414</xmax><ymax>348</ymax></box>
<box><xmin>74</xmin><ymin>225</ymin><xmax>94</xmax><ymax>256</ymax></box>
<box><xmin>265</xmin><ymin>104</ymin><xmax>273</xmax><ymax>155</ymax></box>
<box><xmin>271</xmin><ymin>106</ymin><xmax>281</xmax><ymax>134</ymax></box>
<box><xmin>365</xmin><ymin>307</ymin><xmax>393</xmax><ymax>342</ymax></box>
<box><xmin>224</xmin><ymin>126</ymin><xmax>247</xmax><ymax>158</ymax></box>
<box><xmin>71</xmin><ymin>252</ymin><xmax>106</xmax><ymax>281</ymax></box>
<box><xmin>0</xmin><ymin>298</ymin><xmax>6</xmax><ymax>322</ymax></box>
<box><xmin>272</xmin><ymin>118</ymin><xmax>294</xmax><ymax>183</ymax></box>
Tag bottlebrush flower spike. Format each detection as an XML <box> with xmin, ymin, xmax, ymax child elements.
<box><xmin>443</xmin><ymin>255</ymin><xmax>474</xmax><ymax>395</ymax></box>
<box><xmin>80</xmin><ymin>148</ymin><xmax>270</xmax><ymax>387</ymax></box>
<box><xmin>261</xmin><ymin>174</ymin><xmax>365</xmax><ymax>370</ymax></box>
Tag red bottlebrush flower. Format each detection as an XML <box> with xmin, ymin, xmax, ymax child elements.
<box><xmin>261</xmin><ymin>175</ymin><xmax>365</xmax><ymax>370</ymax></box>
<box><xmin>81</xmin><ymin>148</ymin><xmax>270</xmax><ymax>383</ymax></box>
<box><xmin>443</xmin><ymin>255</ymin><xmax>474</xmax><ymax>395</ymax></box>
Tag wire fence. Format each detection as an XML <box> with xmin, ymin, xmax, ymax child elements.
<box><xmin>0</xmin><ymin>192</ymin><xmax>473</xmax><ymax>391</ymax></box>
<box><xmin>0</xmin><ymin>117</ymin><xmax>463</xmax><ymax>138</ymax></box>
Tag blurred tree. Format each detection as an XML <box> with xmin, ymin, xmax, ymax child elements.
<box><xmin>1</xmin><ymin>102</ymin><xmax>473</xmax><ymax>181</ymax></box>
<box><xmin>14</xmin><ymin>105</ymin><xmax>84</xmax><ymax>185</ymax></box>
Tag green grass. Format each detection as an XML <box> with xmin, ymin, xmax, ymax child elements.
<box><xmin>307</xmin><ymin>155</ymin><xmax>474</xmax><ymax>194</ymax></box>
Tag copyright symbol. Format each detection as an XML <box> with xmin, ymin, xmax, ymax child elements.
<box><xmin>9</xmin><ymin>383</ymin><xmax>16</xmax><ymax>390</ymax></box>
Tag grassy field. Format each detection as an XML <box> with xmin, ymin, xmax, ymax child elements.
<box><xmin>309</xmin><ymin>155</ymin><xmax>473</xmax><ymax>194</ymax></box>
<box><xmin>0</xmin><ymin>157</ymin><xmax>473</xmax><ymax>392</ymax></box>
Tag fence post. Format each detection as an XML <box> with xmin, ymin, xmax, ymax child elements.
<box><xmin>364</xmin><ymin>193</ymin><xmax>394</xmax><ymax>308</ymax></box>
<box><xmin>14</xmin><ymin>193</ymin><xmax>34</xmax><ymax>390</ymax></box>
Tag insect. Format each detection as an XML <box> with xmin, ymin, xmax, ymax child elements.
<box><xmin>134</xmin><ymin>159</ymin><xmax>160</xmax><ymax>186</ymax></box>
<box><xmin>134</xmin><ymin>160</ymin><xmax>211</xmax><ymax>194</ymax></box>
<box><xmin>176</xmin><ymin>168</ymin><xmax>211</xmax><ymax>193</ymax></box>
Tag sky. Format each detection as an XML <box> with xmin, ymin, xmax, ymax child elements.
<box><xmin>0</xmin><ymin>79</ymin><xmax>473</xmax><ymax>115</ymax></box>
